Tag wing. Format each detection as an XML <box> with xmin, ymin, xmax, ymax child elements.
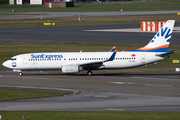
<box><xmin>79</xmin><ymin>49</ymin><xmax>117</xmax><ymax>70</ymax></box>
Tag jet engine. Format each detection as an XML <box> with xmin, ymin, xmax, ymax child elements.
<box><xmin>62</xmin><ymin>65</ymin><xmax>82</xmax><ymax>73</ymax></box>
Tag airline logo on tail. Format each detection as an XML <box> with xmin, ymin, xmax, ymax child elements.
<box><xmin>132</xmin><ymin>20</ymin><xmax>175</xmax><ymax>52</ymax></box>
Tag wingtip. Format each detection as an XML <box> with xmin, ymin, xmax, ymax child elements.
<box><xmin>113</xmin><ymin>46</ymin><xmax>116</xmax><ymax>49</ymax></box>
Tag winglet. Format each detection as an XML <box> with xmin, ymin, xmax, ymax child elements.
<box><xmin>110</xmin><ymin>46</ymin><xmax>116</xmax><ymax>52</ymax></box>
<box><xmin>106</xmin><ymin>49</ymin><xmax>117</xmax><ymax>61</ymax></box>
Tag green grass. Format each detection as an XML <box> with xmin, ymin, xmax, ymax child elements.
<box><xmin>0</xmin><ymin>1</ymin><xmax>180</xmax><ymax>12</ymax></box>
<box><xmin>0</xmin><ymin>14</ymin><xmax>180</xmax><ymax>28</ymax></box>
<box><xmin>0</xmin><ymin>111</ymin><xmax>179</xmax><ymax>120</ymax></box>
<box><xmin>0</xmin><ymin>89</ymin><xmax>64</xmax><ymax>101</ymax></box>
<box><xmin>0</xmin><ymin>42</ymin><xmax>179</xmax><ymax>68</ymax></box>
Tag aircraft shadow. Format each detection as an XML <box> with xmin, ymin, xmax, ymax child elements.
<box><xmin>23</xmin><ymin>72</ymin><xmax>180</xmax><ymax>77</ymax></box>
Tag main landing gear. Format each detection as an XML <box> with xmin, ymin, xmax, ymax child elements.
<box><xmin>87</xmin><ymin>70</ymin><xmax>92</xmax><ymax>76</ymax></box>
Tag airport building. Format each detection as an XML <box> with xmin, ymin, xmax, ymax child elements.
<box><xmin>9</xmin><ymin>0</ymin><xmax>43</xmax><ymax>5</ymax></box>
<box><xmin>8</xmin><ymin>0</ymin><xmax>74</xmax><ymax>5</ymax></box>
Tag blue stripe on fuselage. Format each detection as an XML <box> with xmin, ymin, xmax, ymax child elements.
<box><xmin>131</xmin><ymin>47</ymin><xmax>168</xmax><ymax>52</ymax></box>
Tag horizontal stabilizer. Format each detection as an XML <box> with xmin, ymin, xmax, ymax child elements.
<box><xmin>156</xmin><ymin>50</ymin><xmax>176</xmax><ymax>57</ymax></box>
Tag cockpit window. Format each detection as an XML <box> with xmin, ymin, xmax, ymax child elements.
<box><xmin>10</xmin><ymin>58</ymin><xmax>17</xmax><ymax>61</ymax></box>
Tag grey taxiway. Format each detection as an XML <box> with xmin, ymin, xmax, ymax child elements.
<box><xmin>0</xmin><ymin>68</ymin><xmax>180</xmax><ymax>111</ymax></box>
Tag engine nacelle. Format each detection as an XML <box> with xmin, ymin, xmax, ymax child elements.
<box><xmin>62</xmin><ymin>65</ymin><xmax>82</xmax><ymax>73</ymax></box>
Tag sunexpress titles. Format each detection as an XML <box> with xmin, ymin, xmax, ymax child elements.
<box><xmin>31</xmin><ymin>54</ymin><xmax>63</xmax><ymax>59</ymax></box>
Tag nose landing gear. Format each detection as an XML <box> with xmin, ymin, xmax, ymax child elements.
<box><xmin>19</xmin><ymin>72</ymin><xmax>23</xmax><ymax>76</ymax></box>
<box><xmin>13</xmin><ymin>69</ymin><xmax>23</xmax><ymax>76</ymax></box>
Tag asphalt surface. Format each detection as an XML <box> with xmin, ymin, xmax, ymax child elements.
<box><xmin>0</xmin><ymin>68</ymin><xmax>180</xmax><ymax>111</ymax></box>
<box><xmin>0</xmin><ymin>10</ymin><xmax>180</xmax><ymax>19</ymax></box>
<box><xmin>0</xmin><ymin>22</ymin><xmax>180</xmax><ymax>111</ymax></box>
<box><xmin>0</xmin><ymin>22</ymin><xmax>180</xmax><ymax>45</ymax></box>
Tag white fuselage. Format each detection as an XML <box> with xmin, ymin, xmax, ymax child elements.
<box><xmin>2</xmin><ymin>20</ymin><xmax>175</xmax><ymax>75</ymax></box>
<box><xmin>2</xmin><ymin>51</ymin><xmax>167</xmax><ymax>71</ymax></box>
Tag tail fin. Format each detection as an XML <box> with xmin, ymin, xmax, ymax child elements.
<box><xmin>132</xmin><ymin>20</ymin><xmax>175</xmax><ymax>52</ymax></box>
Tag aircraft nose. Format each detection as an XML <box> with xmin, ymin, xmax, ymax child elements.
<box><xmin>2</xmin><ymin>60</ymin><xmax>10</xmax><ymax>68</ymax></box>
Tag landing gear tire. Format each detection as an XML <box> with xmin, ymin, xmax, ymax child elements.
<box><xmin>87</xmin><ymin>70</ymin><xmax>92</xmax><ymax>76</ymax></box>
<box><xmin>19</xmin><ymin>72</ymin><xmax>23</xmax><ymax>76</ymax></box>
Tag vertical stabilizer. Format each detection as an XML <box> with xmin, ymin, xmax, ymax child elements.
<box><xmin>132</xmin><ymin>20</ymin><xmax>175</xmax><ymax>52</ymax></box>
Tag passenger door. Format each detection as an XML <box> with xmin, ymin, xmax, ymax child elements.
<box><xmin>22</xmin><ymin>55</ymin><xmax>27</xmax><ymax>65</ymax></box>
<box><xmin>141</xmin><ymin>54</ymin><xmax>145</xmax><ymax>63</ymax></box>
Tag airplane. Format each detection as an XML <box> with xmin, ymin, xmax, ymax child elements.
<box><xmin>2</xmin><ymin>20</ymin><xmax>175</xmax><ymax>76</ymax></box>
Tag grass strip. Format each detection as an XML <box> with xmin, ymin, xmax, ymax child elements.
<box><xmin>0</xmin><ymin>89</ymin><xmax>64</xmax><ymax>101</ymax></box>
<box><xmin>0</xmin><ymin>14</ymin><xmax>180</xmax><ymax>28</ymax></box>
<box><xmin>0</xmin><ymin>111</ymin><xmax>180</xmax><ymax>120</ymax></box>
